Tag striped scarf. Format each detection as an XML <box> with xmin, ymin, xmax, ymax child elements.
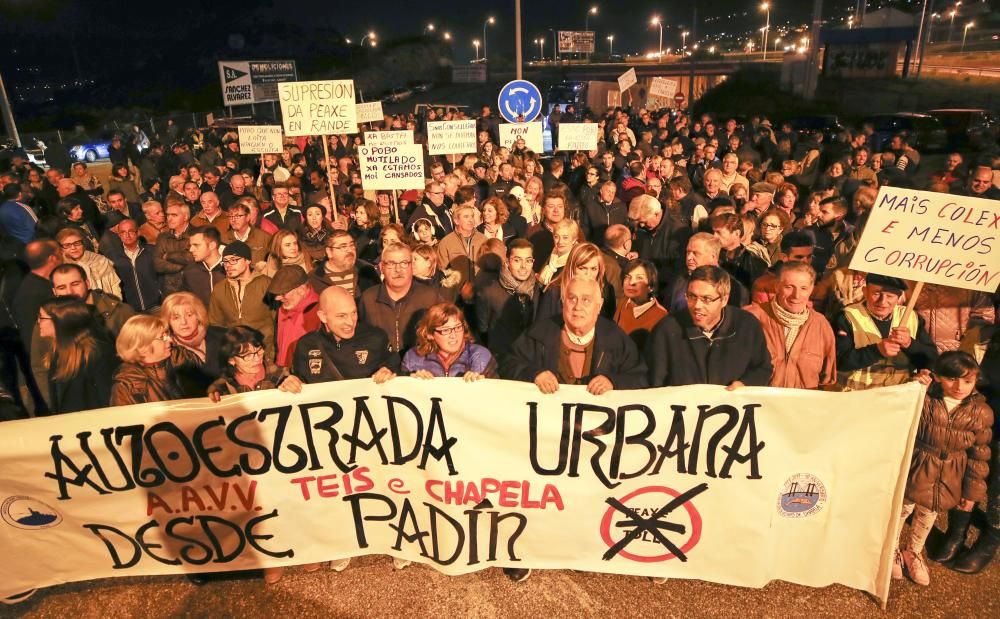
<box><xmin>770</xmin><ymin>300</ymin><xmax>809</xmax><ymax>354</ymax></box>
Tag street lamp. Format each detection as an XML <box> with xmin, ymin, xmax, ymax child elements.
<box><xmin>746</xmin><ymin>40</ymin><xmax>755</xmax><ymax>55</ymax></box>
<box><xmin>585</xmin><ymin>6</ymin><xmax>598</xmax><ymax>62</ymax></box>
<box><xmin>535</xmin><ymin>38</ymin><xmax>544</xmax><ymax>60</ymax></box>
<box><xmin>948</xmin><ymin>9</ymin><xmax>958</xmax><ymax>42</ymax></box>
<box><xmin>424</xmin><ymin>23</ymin><xmax>435</xmax><ymax>34</ymax></box>
<box><xmin>361</xmin><ymin>31</ymin><xmax>377</xmax><ymax>47</ymax></box>
<box><xmin>774</xmin><ymin>36</ymin><xmax>782</xmax><ymax>52</ymax></box>
<box><xmin>607</xmin><ymin>35</ymin><xmax>614</xmax><ymax>57</ymax></box>
<box><xmin>483</xmin><ymin>16</ymin><xmax>495</xmax><ymax>61</ymax></box>
<box><xmin>962</xmin><ymin>21</ymin><xmax>974</xmax><ymax>52</ymax></box>
<box><xmin>760</xmin><ymin>2</ymin><xmax>771</xmax><ymax>61</ymax></box>
<box><xmin>473</xmin><ymin>39</ymin><xmax>481</xmax><ymax>61</ymax></box>
<box><xmin>650</xmin><ymin>16</ymin><xmax>663</xmax><ymax>58</ymax></box>
<box><xmin>443</xmin><ymin>32</ymin><xmax>452</xmax><ymax>42</ymax></box>
<box><xmin>848</xmin><ymin>16</ymin><xmax>854</xmax><ymax>29</ymax></box>
<box><xmin>682</xmin><ymin>30</ymin><xmax>690</xmax><ymax>49</ymax></box>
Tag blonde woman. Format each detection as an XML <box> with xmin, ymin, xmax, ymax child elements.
<box><xmin>160</xmin><ymin>292</ymin><xmax>227</xmax><ymax>398</ymax></box>
<box><xmin>110</xmin><ymin>315</ymin><xmax>180</xmax><ymax>406</ymax></box>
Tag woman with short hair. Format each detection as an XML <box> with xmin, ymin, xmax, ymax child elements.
<box><xmin>160</xmin><ymin>292</ymin><xmax>226</xmax><ymax>398</ymax></box>
<box><xmin>614</xmin><ymin>259</ymin><xmax>668</xmax><ymax>355</ymax></box>
<box><xmin>110</xmin><ymin>315</ymin><xmax>180</xmax><ymax>406</ymax></box>
<box><xmin>402</xmin><ymin>303</ymin><xmax>496</xmax><ymax>380</ymax></box>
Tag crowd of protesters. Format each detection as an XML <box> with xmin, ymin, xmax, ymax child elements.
<box><xmin>0</xmin><ymin>99</ymin><xmax>999</xmax><ymax>593</ymax></box>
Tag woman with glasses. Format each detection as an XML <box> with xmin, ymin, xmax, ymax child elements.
<box><xmin>38</xmin><ymin>297</ymin><xmax>116</xmax><ymax>414</ymax></box>
<box><xmin>110</xmin><ymin>315</ymin><xmax>181</xmax><ymax>406</ymax></box>
<box><xmin>208</xmin><ymin>326</ymin><xmax>302</xmax><ymax>399</ymax></box>
<box><xmin>751</xmin><ymin>208</ymin><xmax>791</xmax><ymax>267</ymax></box>
<box><xmin>402</xmin><ymin>303</ymin><xmax>496</xmax><ymax>380</ymax></box>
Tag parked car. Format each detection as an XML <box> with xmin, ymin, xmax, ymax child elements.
<box><xmin>927</xmin><ymin>108</ymin><xmax>999</xmax><ymax>151</ymax></box>
<box><xmin>784</xmin><ymin>115</ymin><xmax>846</xmax><ymax>144</ymax></box>
<box><xmin>69</xmin><ymin>138</ymin><xmax>112</xmax><ymax>162</ymax></box>
<box><xmin>381</xmin><ymin>87</ymin><xmax>414</xmax><ymax>103</ymax></box>
<box><xmin>409</xmin><ymin>81</ymin><xmax>433</xmax><ymax>94</ymax></box>
<box><xmin>862</xmin><ymin>113</ymin><xmax>948</xmax><ymax>153</ymax></box>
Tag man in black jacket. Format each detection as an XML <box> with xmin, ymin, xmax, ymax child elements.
<box><xmin>501</xmin><ymin>278</ymin><xmax>647</xmax><ymax>394</ymax></box>
<box><xmin>108</xmin><ymin>218</ymin><xmax>162</xmax><ymax>312</ymax></box>
<box><xmin>647</xmin><ymin>265</ymin><xmax>772</xmax><ymax>388</ymax></box>
<box><xmin>309</xmin><ymin>230</ymin><xmax>380</xmax><ymax>298</ymax></box>
<box><xmin>292</xmin><ymin>285</ymin><xmax>399</xmax><ymax>383</ymax></box>
<box><xmin>475</xmin><ymin>239</ymin><xmax>540</xmax><ymax>356</ymax></box>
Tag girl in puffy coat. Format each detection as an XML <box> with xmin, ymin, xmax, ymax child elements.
<box><xmin>893</xmin><ymin>351</ymin><xmax>993</xmax><ymax>586</ymax></box>
<box><xmin>403</xmin><ymin>302</ymin><xmax>496</xmax><ymax>381</ymax></box>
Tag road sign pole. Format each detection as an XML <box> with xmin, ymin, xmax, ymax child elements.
<box><xmin>321</xmin><ymin>136</ymin><xmax>339</xmax><ymax>223</ymax></box>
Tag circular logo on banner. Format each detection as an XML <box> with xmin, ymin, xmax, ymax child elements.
<box><xmin>777</xmin><ymin>474</ymin><xmax>828</xmax><ymax>518</ymax></box>
<box><xmin>1</xmin><ymin>496</ymin><xmax>63</xmax><ymax>530</ymax></box>
<box><xmin>600</xmin><ymin>485</ymin><xmax>703</xmax><ymax>563</ymax></box>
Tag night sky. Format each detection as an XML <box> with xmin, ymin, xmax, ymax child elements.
<box><xmin>0</xmin><ymin>0</ymin><xmax>853</xmax><ymax>119</ymax></box>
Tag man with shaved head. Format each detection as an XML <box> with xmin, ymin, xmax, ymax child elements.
<box><xmin>292</xmin><ymin>284</ymin><xmax>399</xmax><ymax>384</ymax></box>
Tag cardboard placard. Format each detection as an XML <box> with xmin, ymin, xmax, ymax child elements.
<box><xmin>498</xmin><ymin>123</ymin><xmax>544</xmax><ymax>154</ymax></box>
<box><xmin>237</xmin><ymin>125</ymin><xmax>283</xmax><ymax>155</ymax></box>
<box><xmin>617</xmin><ymin>68</ymin><xmax>637</xmax><ymax>93</ymax></box>
<box><xmin>364</xmin><ymin>130</ymin><xmax>414</xmax><ymax>147</ymax></box>
<box><xmin>358</xmin><ymin>144</ymin><xmax>426</xmax><ymax>190</ymax></box>
<box><xmin>278</xmin><ymin>80</ymin><xmax>358</xmax><ymax>137</ymax></box>
<box><xmin>356</xmin><ymin>101</ymin><xmax>385</xmax><ymax>124</ymax></box>
<box><xmin>557</xmin><ymin>123</ymin><xmax>599</xmax><ymax>152</ymax></box>
<box><xmin>427</xmin><ymin>120</ymin><xmax>477</xmax><ymax>155</ymax></box>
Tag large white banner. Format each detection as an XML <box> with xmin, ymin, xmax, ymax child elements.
<box><xmin>850</xmin><ymin>187</ymin><xmax>1000</xmax><ymax>292</ymax></box>
<box><xmin>237</xmin><ymin>126</ymin><xmax>283</xmax><ymax>155</ymax></box>
<box><xmin>558</xmin><ymin>123</ymin><xmax>599</xmax><ymax>152</ymax></box>
<box><xmin>358</xmin><ymin>144</ymin><xmax>425</xmax><ymax>190</ymax></box>
<box><xmin>427</xmin><ymin>120</ymin><xmax>477</xmax><ymax>155</ymax></box>
<box><xmin>278</xmin><ymin>80</ymin><xmax>358</xmax><ymax>137</ymax></box>
<box><xmin>499</xmin><ymin>123</ymin><xmax>544</xmax><ymax>154</ymax></box>
<box><xmin>0</xmin><ymin>380</ymin><xmax>922</xmax><ymax>605</ymax></box>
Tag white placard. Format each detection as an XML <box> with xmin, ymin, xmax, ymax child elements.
<box><xmin>649</xmin><ymin>77</ymin><xmax>678</xmax><ymax>99</ymax></box>
<box><xmin>557</xmin><ymin>123</ymin><xmax>600</xmax><ymax>152</ymax></box>
<box><xmin>364</xmin><ymin>130</ymin><xmax>414</xmax><ymax>147</ymax></box>
<box><xmin>426</xmin><ymin>120</ymin><xmax>477</xmax><ymax>155</ymax></box>
<box><xmin>618</xmin><ymin>68</ymin><xmax>637</xmax><ymax>93</ymax></box>
<box><xmin>278</xmin><ymin>80</ymin><xmax>358</xmax><ymax>137</ymax></box>
<box><xmin>237</xmin><ymin>126</ymin><xmax>283</xmax><ymax>155</ymax></box>
<box><xmin>849</xmin><ymin>186</ymin><xmax>1000</xmax><ymax>292</ymax></box>
<box><xmin>356</xmin><ymin>101</ymin><xmax>384</xmax><ymax>124</ymax></box>
<box><xmin>498</xmin><ymin>123</ymin><xmax>544</xmax><ymax>154</ymax></box>
<box><xmin>358</xmin><ymin>144</ymin><xmax>426</xmax><ymax>190</ymax></box>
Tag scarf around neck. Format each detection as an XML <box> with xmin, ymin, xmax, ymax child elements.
<box><xmin>499</xmin><ymin>266</ymin><xmax>537</xmax><ymax>297</ymax></box>
<box><xmin>770</xmin><ymin>300</ymin><xmax>809</xmax><ymax>354</ymax></box>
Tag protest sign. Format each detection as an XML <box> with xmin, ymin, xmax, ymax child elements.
<box><xmin>618</xmin><ymin>68</ymin><xmax>638</xmax><ymax>93</ymax></box>
<box><xmin>557</xmin><ymin>123</ymin><xmax>599</xmax><ymax>152</ymax></box>
<box><xmin>647</xmin><ymin>77</ymin><xmax>678</xmax><ymax>111</ymax></box>
<box><xmin>499</xmin><ymin>123</ymin><xmax>544</xmax><ymax>154</ymax></box>
<box><xmin>0</xmin><ymin>379</ymin><xmax>923</xmax><ymax>607</ymax></box>
<box><xmin>849</xmin><ymin>187</ymin><xmax>1000</xmax><ymax>293</ymax></box>
<box><xmin>357</xmin><ymin>101</ymin><xmax>384</xmax><ymax>124</ymax></box>
<box><xmin>364</xmin><ymin>130</ymin><xmax>414</xmax><ymax>147</ymax></box>
<box><xmin>237</xmin><ymin>125</ymin><xmax>283</xmax><ymax>155</ymax></box>
<box><xmin>357</xmin><ymin>144</ymin><xmax>425</xmax><ymax>190</ymax></box>
<box><xmin>427</xmin><ymin>120</ymin><xmax>477</xmax><ymax>155</ymax></box>
<box><xmin>219</xmin><ymin>60</ymin><xmax>298</xmax><ymax>106</ymax></box>
<box><xmin>277</xmin><ymin>80</ymin><xmax>357</xmax><ymax>137</ymax></box>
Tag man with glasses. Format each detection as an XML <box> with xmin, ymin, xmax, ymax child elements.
<box><xmin>407</xmin><ymin>180</ymin><xmax>453</xmax><ymax>240</ymax></box>
<box><xmin>501</xmin><ymin>277</ymin><xmax>647</xmax><ymax>394</ymax></box>
<box><xmin>475</xmin><ymin>239</ymin><xmax>540</xmax><ymax>356</ymax></box>
<box><xmin>223</xmin><ymin>199</ymin><xmax>271</xmax><ymax>271</ymax></box>
<box><xmin>208</xmin><ymin>241</ymin><xmax>276</xmax><ymax>359</ymax></box>
<box><xmin>648</xmin><ymin>265</ymin><xmax>771</xmax><ymax>388</ymax></box>
<box><xmin>309</xmin><ymin>230</ymin><xmax>380</xmax><ymax>297</ymax></box>
<box><xmin>360</xmin><ymin>243</ymin><xmax>443</xmax><ymax>353</ymax></box>
<box><xmin>262</xmin><ymin>182</ymin><xmax>303</xmax><ymax>231</ymax></box>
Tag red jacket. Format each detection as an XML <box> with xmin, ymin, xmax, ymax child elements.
<box><xmin>276</xmin><ymin>287</ymin><xmax>322</xmax><ymax>367</ymax></box>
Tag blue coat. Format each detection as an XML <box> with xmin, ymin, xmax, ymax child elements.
<box><xmin>0</xmin><ymin>200</ymin><xmax>37</xmax><ymax>244</ymax></box>
<box><xmin>402</xmin><ymin>342</ymin><xmax>497</xmax><ymax>377</ymax></box>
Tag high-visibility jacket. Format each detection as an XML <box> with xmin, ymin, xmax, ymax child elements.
<box><xmin>835</xmin><ymin>302</ymin><xmax>918</xmax><ymax>391</ymax></box>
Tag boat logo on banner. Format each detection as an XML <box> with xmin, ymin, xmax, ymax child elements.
<box><xmin>776</xmin><ymin>473</ymin><xmax>828</xmax><ymax>518</ymax></box>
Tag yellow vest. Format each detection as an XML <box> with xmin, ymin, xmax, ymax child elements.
<box><xmin>835</xmin><ymin>303</ymin><xmax>919</xmax><ymax>392</ymax></box>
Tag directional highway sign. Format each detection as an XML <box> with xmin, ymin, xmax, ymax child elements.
<box><xmin>498</xmin><ymin>80</ymin><xmax>542</xmax><ymax>123</ymax></box>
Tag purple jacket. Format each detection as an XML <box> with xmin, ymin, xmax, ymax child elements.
<box><xmin>402</xmin><ymin>342</ymin><xmax>498</xmax><ymax>377</ymax></box>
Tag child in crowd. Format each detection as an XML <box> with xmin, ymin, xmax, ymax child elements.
<box><xmin>894</xmin><ymin>351</ymin><xmax>993</xmax><ymax>586</ymax></box>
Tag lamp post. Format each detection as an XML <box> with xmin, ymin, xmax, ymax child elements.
<box><xmin>424</xmin><ymin>23</ymin><xmax>435</xmax><ymax>34</ymax></box>
<box><xmin>848</xmin><ymin>16</ymin><xmax>854</xmax><ymax>29</ymax></box>
<box><xmin>535</xmin><ymin>38</ymin><xmax>544</xmax><ymax>60</ymax></box>
<box><xmin>473</xmin><ymin>39</ymin><xmax>480</xmax><ymax>60</ymax></box>
<box><xmin>962</xmin><ymin>21</ymin><xmax>974</xmax><ymax>52</ymax></box>
<box><xmin>650</xmin><ymin>16</ymin><xmax>663</xmax><ymax>59</ymax></box>
<box><xmin>774</xmin><ymin>36</ymin><xmax>782</xmax><ymax>52</ymax></box>
<box><xmin>948</xmin><ymin>9</ymin><xmax>958</xmax><ymax>42</ymax></box>
<box><xmin>761</xmin><ymin>2</ymin><xmax>771</xmax><ymax>61</ymax></box>
<box><xmin>361</xmin><ymin>31</ymin><xmax>376</xmax><ymax>48</ymax></box>
<box><xmin>550</xmin><ymin>28</ymin><xmax>559</xmax><ymax>62</ymax></box>
<box><xmin>585</xmin><ymin>6</ymin><xmax>598</xmax><ymax>62</ymax></box>
<box><xmin>483</xmin><ymin>16</ymin><xmax>495</xmax><ymax>61</ymax></box>
<box><xmin>682</xmin><ymin>30</ymin><xmax>689</xmax><ymax>50</ymax></box>
<box><xmin>607</xmin><ymin>34</ymin><xmax>614</xmax><ymax>57</ymax></box>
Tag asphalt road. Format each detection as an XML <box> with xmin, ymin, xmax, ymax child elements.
<box><xmin>3</xmin><ymin>547</ymin><xmax>998</xmax><ymax>618</ymax></box>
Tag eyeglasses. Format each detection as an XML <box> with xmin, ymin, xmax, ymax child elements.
<box><xmin>685</xmin><ymin>293</ymin><xmax>723</xmax><ymax>305</ymax></box>
<box><xmin>434</xmin><ymin>325</ymin><xmax>464</xmax><ymax>336</ymax></box>
<box><xmin>761</xmin><ymin>223</ymin><xmax>783</xmax><ymax>230</ymax></box>
<box><xmin>382</xmin><ymin>260</ymin><xmax>411</xmax><ymax>270</ymax></box>
<box><xmin>235</xmin><ymin>347</ymin><xmax>264</xmax><ymax>361</ymax></box>
<box><xmin>228</xmin><ymin>213</ymin><xmax>247</xmax><ymax>219</ymax></box>
<box><xmin>222</xmin><ymin>257</ymin><xmax>245</xmax><ymax>266</ymax></box>
<box><xmin>60</xmin><ymin>240</ymin><xmax>83</xmax><ymax>249</ymax></box>
<box><xmin>327</xmin><ymin>243</ymin><xmax>356</xmax><ymax>251</ymax></box>
<box><xmin>154</xmin><ymin>332</ymin><xmax>172</xmax><ymax>342</ymax></box>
